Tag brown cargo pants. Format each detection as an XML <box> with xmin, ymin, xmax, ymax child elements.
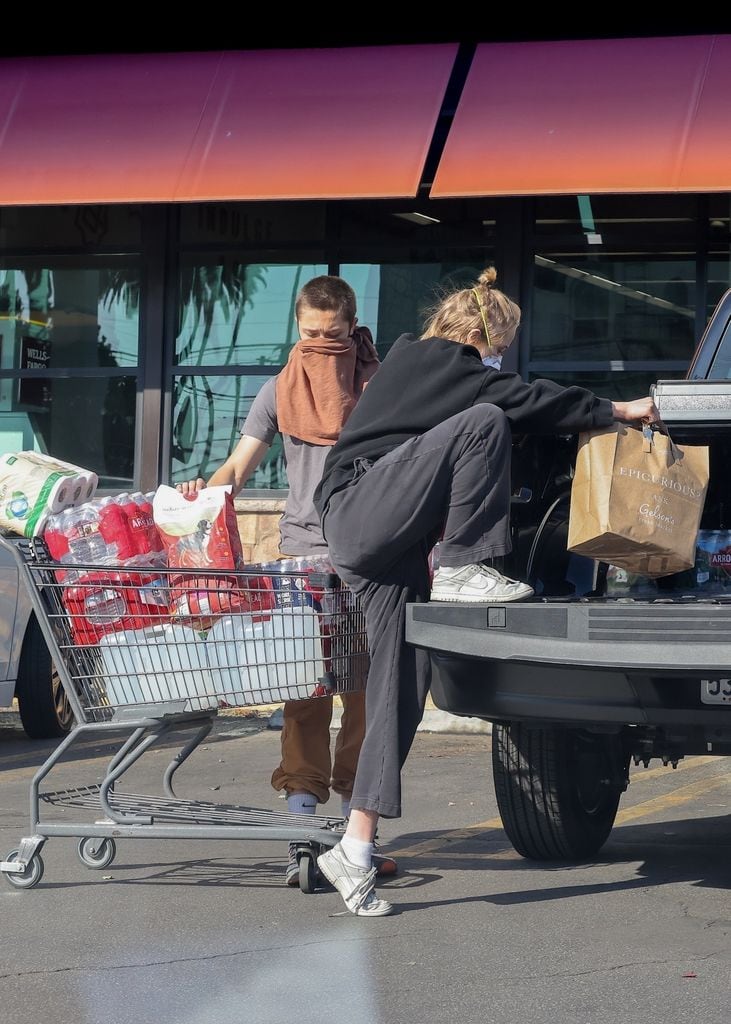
<box><xmin>270</xmin><ymin>689</ymin><xmax>366</xmax><ymax>806</ymax></box>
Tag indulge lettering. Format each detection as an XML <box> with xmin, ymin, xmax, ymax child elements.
<box><xmin>617</xmin><ymin>465</ymin><xmax>702</xmax><ymax>499</ymax></box>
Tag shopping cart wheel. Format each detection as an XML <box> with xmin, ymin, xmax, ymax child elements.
<box><xmin>77</xmin><ymin>837</ymin><xmax>117</xmax><ymax>870</ymax></box>
<box><xmin>298</xmin><ymin>851</ymin><xmax>318</xmax><ymax>894</ymax></box>
<box><xmin>3</xmin><ymin>850</ymin><xmax>44</xmax><ymax>889</ymax></box>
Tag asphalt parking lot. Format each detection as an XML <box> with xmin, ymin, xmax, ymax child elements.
<box><xmin>1</xmin><ymin>709</ymin><xmax>730</xmax><ymax>1024</ymax></box>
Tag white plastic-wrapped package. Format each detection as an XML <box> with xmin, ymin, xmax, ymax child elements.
<box><xmin>0</xmin><ymin>451</ymin><xmax>98</xmax><ymax>537</ymax></box>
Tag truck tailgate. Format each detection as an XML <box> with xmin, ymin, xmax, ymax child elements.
<box><xmin>405</xmin><ymin>599</ymin><xmax>731</xmax><ymax>672</ymax></box>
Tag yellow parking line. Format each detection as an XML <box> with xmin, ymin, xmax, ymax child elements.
<box><xmin>388</xmin><ymin>822</ymin><xmax>504</xmax><ymax>859</ymax></box>
<box><xmin>388</xmin><ymin>755</ymin><xmax>728</xmax><ymax>860</ymax></box>
<box><xmin>627</xmin><ymin>754</ymin><xmax>718</xmax><ymax>782</ymax></box>
<box><xmin>615</xmin><ymin>773</ymin><xmax>729</xmax><ymax>825</ymax></box>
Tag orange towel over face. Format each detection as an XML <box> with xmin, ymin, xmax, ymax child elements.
<box><xmin>275</xmin><ymin>327</ymin><xmax>380</xmax><ymax>445</ymax></box>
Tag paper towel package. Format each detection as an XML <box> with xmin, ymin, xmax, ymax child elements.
<box><xmin>0</xmin><ymin>451</ymin><xmax>98</xmax><ymax>537</ymax></box>
<box><xmin>22</xmin><ymin>452</ymin><xmax>98</xmax><ymax>505</ymax></box>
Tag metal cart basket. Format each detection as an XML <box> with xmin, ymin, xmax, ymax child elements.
<box><xmin>0</xmin><ymin>538</ymin><xmax>368</xmax><ymax>892</ymax></box>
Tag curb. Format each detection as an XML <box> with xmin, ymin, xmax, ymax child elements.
<box><xmin>265</xmin><ymin>704</ymin><xmax>491</xmax><ymax>735</ymax></box>
<box><xmin>0</xmin><ymin>706</ymin><xmax>491</xmax><ymax>737</ymax></box>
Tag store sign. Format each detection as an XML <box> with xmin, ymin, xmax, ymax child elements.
<box><xmin>17</xmin><ymin>335</ymin><xmax>50</xmax><ymax>408</ymax></box>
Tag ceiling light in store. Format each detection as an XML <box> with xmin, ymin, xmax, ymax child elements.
<box><xmin>535</xmin><ymin>255</ymin><xmax>693</xmax><ymax>318</ymax></box>
<box><xmin>586</xmin><ymin>232</ymin><xmax>603</xmax><ymax>245</ymax></box>
<box><xmin>393</xmin><ymin>212</ymin><xmax>441</xmax><ymax>225</ymax></box>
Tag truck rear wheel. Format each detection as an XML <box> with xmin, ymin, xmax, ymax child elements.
<box><xmin>16</xmin><ymin>616</ymin><xmax>73</xmax><ymax>739</ymax></box>
<box><xmin>492</xmin><ymin>722</ymin><xmax>628</xmax><ymax>860</ymax></box>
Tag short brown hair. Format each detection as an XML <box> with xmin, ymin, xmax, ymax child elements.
<box><xmin>295</xmin><ymin>275</ymin><xmax>357</xmax><ymax>323</ymax></box>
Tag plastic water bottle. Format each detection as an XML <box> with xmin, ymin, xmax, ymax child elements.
<box><xmin>83</xmin><ymin>586</ymin><xmax>128</xmax><ymax>626</ymax></box>
<box><xmin>44</xmin><ymin>508</ymin><xmax>75</xmax><ymax>581</ymax></box>
<box><xmin>62</xmin><ymin>502</ymin><xmax>117</xmax><ymax>566</ymax></box>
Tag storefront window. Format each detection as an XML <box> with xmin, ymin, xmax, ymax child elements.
<box><xmin>341</xmin><ymin>261</ymin><xmax>492</xmax><ymax>355</ymax></box>
<box><xmin>171</xmin><ymin>262</ymin><xmax>327</xmax><ymax>489</ymax></box>
<box><xmin>170</xmin><ymin>373</ymin><xmax>283</xmax><ymax>489</ymax></box>
<box><xmin>530</xmin><ymin>196</ymin><xmax>698</xmax><ymax>398</ymax></box>
<box><xmin>704</xmin><ymin>256</ymin><xmax>728</xmax><ymax>319</ymax></box>
<box><xmin>528</xmin><ymin>369</ymin><xmax>687</xmax><ymax>402</ymax></box>
<box><xmin>707</xmin><ymin>193</ymin><xmax>731</xmax><ymax>318</ymax></box>
<box><xmin>175</xmin><ymin>262</ymin><xmax>327</xmax><ymax>367</ymax></box>
<box><xmin>531</xmin><ymin>254</ymin><xmax>696</xmax><ymax>364</ymax></box>
<box><xmin>0</xmin><ymin>259</ymin><xmax>139</xmax><ymax>488</ymax></box>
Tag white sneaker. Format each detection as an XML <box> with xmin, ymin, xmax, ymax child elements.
<box><xmin>431</xmin><ymin>564</ymin><xmax>534</xmax><ymax>604</ymax></box>
<box><xmin>317</xmin><ymin>843</ymin><xmax>394</xmax><ymax>917</ymax></box>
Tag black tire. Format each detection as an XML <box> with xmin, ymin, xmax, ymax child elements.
<box><xmin>492</xmin><ymin>721</ymin><xmax>629</xmax><ymax>860</ymax></box>
<box><xmin>15</xmin><ymin>616</ymin><xmax>74</xmax><ymax>739</ymax></box>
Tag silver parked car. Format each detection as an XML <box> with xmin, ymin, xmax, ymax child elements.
<box><xmin>0</xmin><ymin>534</ymin><xmax>72</xmax><ymax>738</ymax></box>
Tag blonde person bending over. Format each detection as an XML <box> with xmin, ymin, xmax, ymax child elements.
<box><xmin>312</xmin><ymin>266</ymin><xmax>662</xmax><ymax>917</ymax></box>
<box><xmin>178</xmin><ymin>275</ymin><xmax>397</xmax><ymax>886</ymax></box>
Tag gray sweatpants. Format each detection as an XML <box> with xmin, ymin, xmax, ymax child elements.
<box><xmin>322</xmin><ymin>404</ymin><xmax>512</xmax><ymax>818</ymax></box>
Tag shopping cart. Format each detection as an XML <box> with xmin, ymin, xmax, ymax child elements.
<box><xmin>0</xmin><ymin>537</ymin><xmax>368</xmax><ymax>893</ymax></box>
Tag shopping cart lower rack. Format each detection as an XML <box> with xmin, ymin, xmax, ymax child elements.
<box><xmin>0</xmin><ymin>538</ymin><xmax>368</xmax><ymax>892</ymax></box>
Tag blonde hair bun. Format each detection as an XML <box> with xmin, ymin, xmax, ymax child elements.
<box><xmin>477</xmin><ymin>267</ymin><xmax>498</xmax><ymax>289</ymax></box>
<box><xmin>418</xmin><ymin>263</ymin><xmax>520</xmax><ymax>344</ymax></box>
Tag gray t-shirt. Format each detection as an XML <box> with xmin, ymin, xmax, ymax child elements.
<box><xmin>241</xmin><ymin>377</ymin><xmax>329</xmax><ymax>557</ymax></box>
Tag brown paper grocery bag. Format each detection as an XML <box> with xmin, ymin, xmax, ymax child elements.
<box><xmin>567</xmin><ymin>424</ymin><xmax>709</xmax><ymax>577</ymax></box>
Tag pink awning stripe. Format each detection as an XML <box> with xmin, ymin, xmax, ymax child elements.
<box><xmin>431</xmin><ymin>35</ymin><xmax>731</xmax><ymax>196</ymax></box>
<box><xmin>0</xmin><ymin>45</ymin><xmax>458</xmax><ymax>205</ymax></box>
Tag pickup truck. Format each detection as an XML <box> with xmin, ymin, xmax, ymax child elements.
<box><xmin>0</xmin><ymin>538</ymin><xmax>72</xmax><ymax>739</ymax></box>
<box><xmin>406</xmin><ymin>287</ymin><xmax>731</xmax><ymax>862</ymax></box>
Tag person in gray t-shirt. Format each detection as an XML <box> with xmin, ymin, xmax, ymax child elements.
<box><xmin>178</xmin><ymin>274</ymin><xmax>397</xmax><ymax>887</ymax></box>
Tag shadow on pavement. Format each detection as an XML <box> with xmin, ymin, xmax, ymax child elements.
<box><xmin>0</xmin><ymin>713</ymin><xmax>272</xmax><ymax>773</ymax></box>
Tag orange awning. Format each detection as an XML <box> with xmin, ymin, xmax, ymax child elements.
<box><xmin>0</xmin><ymin>45</ymin><xmax>458</xmax><ymax>205</ymax></box>
<box><xmin>431</xmin><ymin>35</ymin><xmax>731</xmax><ymax>197</ymax></box>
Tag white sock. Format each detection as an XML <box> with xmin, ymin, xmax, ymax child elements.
<box><xmin>287</xmin><ymin>792</ymin><xmax>317</xmax><ymax>814</ymax></box>
<box><xmin>341</xmin><ymin>835</ymin><xmax>373</xmax><ymax>870</ymax></box>
<box><xmin>341</xmin><ymin>797</ymin><xmax>351</xmax><ymax>818</ymax></box>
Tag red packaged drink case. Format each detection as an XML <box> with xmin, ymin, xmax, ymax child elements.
<box><xmin>131</xmin><ymin>491</ymin><xmax>165</xmax><ymax>558</ymax></box>
<box><xmin>97</xmin><ymin>497</ymin><xmax>137</xmax><ymax>564</ymax></box>
<box><xmin>120</xmin><ymin>491</ymin><xmax>164</xmax><ymax>562</ymax></box>
<box><xmin>62</xmin><ymin>569</ymin><xmax>171</xmax><ymax>646</ymax></box>
<box><xmin>170</xmin><ymin>573</ymin><xmax>275</xmax><ymax>631</ymax></box>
